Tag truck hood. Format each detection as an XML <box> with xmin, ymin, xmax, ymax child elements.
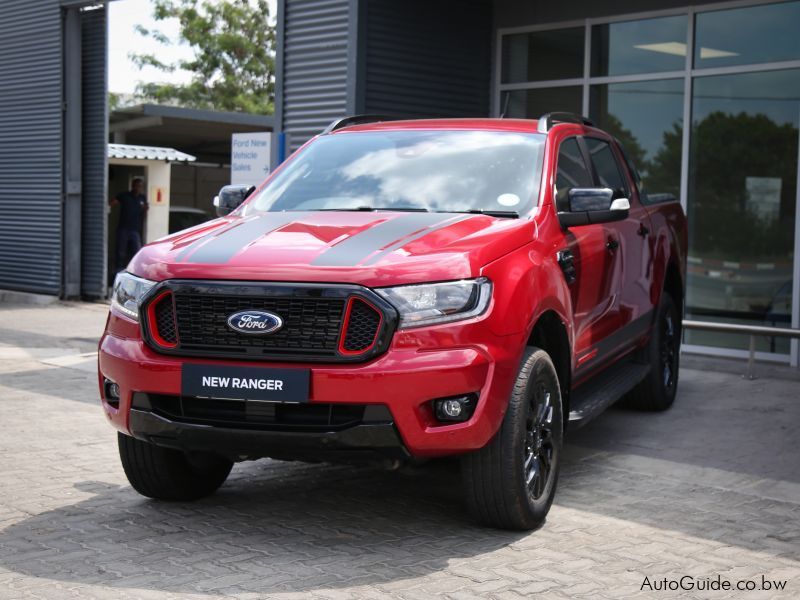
<box><xmin>130</xmin><ymin>210</ymin><xmax>535</xmax><ymax>286</ymax></box>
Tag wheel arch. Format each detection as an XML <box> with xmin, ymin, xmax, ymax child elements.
<box><xmin>663</xmin><ymin>260</ymin><xmax>684</xmax><ymax>321</ymax></box>
<box><xmin>526</xmin><ymin>310</ymin><xmax>572</xmax><ymax>420</ymax></box>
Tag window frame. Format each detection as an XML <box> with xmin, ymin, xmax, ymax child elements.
<box><xmin>554</xmin><ymin>135</ymin><xmax>595</xmax><ymax>213</ymax></box>
<box><xmin>582</xmin><ymin>136</ymin><xmax>631</xmax><ymax>200</ymax></box>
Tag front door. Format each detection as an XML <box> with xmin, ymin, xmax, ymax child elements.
<box><xmin>583</xmin><ymin>136</ymin><xmax>655</xmax><ymax>354</ymax></box>
<box><xmin>554</xmin><ymin>136</ymin><xmax>622</xmax><ymax>375</ymax></box>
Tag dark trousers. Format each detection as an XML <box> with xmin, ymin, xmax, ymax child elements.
<box><xmin>116</xmin><ymin>228</ymin><xmax>143</xmax><ymax>271</ymax></box>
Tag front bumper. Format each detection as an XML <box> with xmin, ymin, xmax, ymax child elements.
<box><xmin>99</xmin><ymin>312</ymin><xmax>526</xmax><ymax>458</ymax></box>
<box><xmin>129</xmin><ymin>407</ymin><xmax>408</xmax><ymax>462</ymax></box>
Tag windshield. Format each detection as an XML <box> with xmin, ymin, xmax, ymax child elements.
<box><xmin>242</xmin><ymin>130</ymin><xmax>546</xmax><ymax>216</ymax></box>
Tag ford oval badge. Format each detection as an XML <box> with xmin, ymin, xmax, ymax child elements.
<box><xmin>227</xmin><ymin>310</ymin><xmax>284</xmax><ymax>335</ymax></box>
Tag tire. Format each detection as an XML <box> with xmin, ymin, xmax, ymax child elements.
<box><xmin>118</xmin><ymin>433</ymin><xmax>233</xmax><ymax>501</ymax></box>
<box><xmin>624</xmin><ymin>292</ymin><xmax>681</xmax><ymax>411</ymax></box>
<box><xmin>461</xmin><ymin>347</ymin><xmax>564</xmax><ymax>530</ymax></box>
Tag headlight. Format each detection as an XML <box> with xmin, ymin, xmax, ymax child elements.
<box><xmin>376</xmin><ymin>278</ymin><xmax>491</xmax><ymax>329</ymax></box>
<box><xmin>111</xmin><ymin>272</ymin><xmax>156</xmax><ymax>321</ymax></box>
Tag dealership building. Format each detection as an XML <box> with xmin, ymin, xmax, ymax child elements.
<box><xmin>274</xmin><ymin>0</ymin><xmax>800</xmax><ymax>365</ymax></box>
<box><xmin>0</xmin><ymin>0</ymin><xmax>798</xmax><ymax>366</ymax></box>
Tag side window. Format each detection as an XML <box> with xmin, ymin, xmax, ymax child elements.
<box><xmin>555</xmin><ymin>138</ymin><xmax>593</xmax><ymax>212</ymax></box>
<box><xmin>616</xmin><ymin>139</ymin><xmax>649</xmax><ymax>204</ymax></box>
<box><xmin>584</xmin><ymin>137</ymin><xmax>629</xmax><ymax>199</ymax></box>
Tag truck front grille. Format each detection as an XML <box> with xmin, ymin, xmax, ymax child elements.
<box><xmin>142</xmin><ymin>281</ymin><xmax>394</xmax><ymax>362</ymax></box>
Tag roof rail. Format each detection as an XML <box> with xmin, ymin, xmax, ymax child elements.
<box><xmin>322</xmin><ymin>114</ymin><xmax>397</xmax><ymax>134</ymax></box>
<box><xmin>536</xmin><ymin>112</ymin><xmax>594</xmax><ymax>133</ymax></box>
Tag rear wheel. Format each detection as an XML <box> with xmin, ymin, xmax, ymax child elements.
<box><xmin>461</xmin><ymin>347</ymin><xmax>563</xmax><ymax>530</ymax></box>
<box><xmin>624</xmin><ymin>292</ymin><xmax>681</xmax><ymax>411</ymax></box>
<box><xmin>118</xmin><ymin>433</ymin><xmax>233</xmax><ymax>501</ymax></box>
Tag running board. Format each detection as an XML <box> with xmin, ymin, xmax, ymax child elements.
<box><xmin>568</xmin><ymin>360</ymin><xmax>651</xmax><ymax>428</ymax></box>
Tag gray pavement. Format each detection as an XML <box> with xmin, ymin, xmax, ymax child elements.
<box><xmin>0</xmin><ymin>300</ymin><xmax>798</xmax><ymax>599</ymax></box>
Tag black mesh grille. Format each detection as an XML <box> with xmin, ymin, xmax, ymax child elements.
<box><xmin>154</xmin><ymin>295</ymin><xmax>177</xmax><ymax>344</ymax></box>
<box><xmin>173</xmin><ymin>293</ymin><xmax>346</xmax><ymax>357</ymax></box>
<box><xmin>343</xmin><ymin>299</ymin><xmax>381</xmax><ymax>352</ymax></box>
<box><xmin>144</xmin><ymin>394</ymin><xmax>368</xmax><ymax>431</ymax></box>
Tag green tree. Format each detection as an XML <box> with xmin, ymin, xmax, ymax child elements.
<box><xmin>686</xmin><ymin>111</ymin><xmax>797</xmax><ymax>260</ymax></box>
<box><xmin>648</xmin><ymin>111</ymin><xmax>797</xmax><ymax>260</ymax></box>
<box><xmin>597</xmin><ymin>113</ymin><xmax>649</xmax><ymax>174</ymax></box>
<box><xmin>132</xmin><ymin>0</ymin><xmax>275</xmax><ymax>114</ymax></box>
<box><xmin>645</xmin><ymin>120</ymin><xmax>683</xmax><ymax>201</ymax></box>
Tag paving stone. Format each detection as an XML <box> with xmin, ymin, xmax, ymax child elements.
<box><xmin>0</xmin><ymin>302</ymin><xmax>798</xmax><ymax>599</ymax></box>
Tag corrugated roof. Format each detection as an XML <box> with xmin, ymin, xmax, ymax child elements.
<box><xmin>108</xmin><ymin>143</ymin><xmax>196</xmax><ymax>162</ymax></box>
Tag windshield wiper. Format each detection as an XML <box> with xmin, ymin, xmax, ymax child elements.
<box><xmin>316</xmin><ymin>206</ymin><xmax>429</xmax><ymax>212</ymax></box>
<box><xmin>456</xmin><ymin>209</ymin><xmax>520</xmax><ymax>219</ymax></box>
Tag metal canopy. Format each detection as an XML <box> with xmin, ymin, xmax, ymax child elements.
<box><xmin>110</xmin><ymin>103</ymin><xmax>273</xmax><ymax>163</ymax></box>
<box><xmin>108</xmin><ymin>143</ymin><xmax>196</xmax><ymax>162</ymax></box>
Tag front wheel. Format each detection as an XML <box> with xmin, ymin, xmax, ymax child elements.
<box><xmin>118</xmin><ymin>433</ymin><xmax>233</xmax><ymax>501</ymax></box>
<box><xmin>461</xmin><ymin>347</ymin><xmax>564</xmax><ymax>530</ymax></box>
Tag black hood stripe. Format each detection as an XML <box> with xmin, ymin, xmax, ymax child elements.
<box><xmin>310</xmin><ymin>213</ymin><xmax>458</xmax><ymax>267</ymax></box>
<box><xmin>181</xmin><ymin>213</ymin><xmax>298</xmax><ymax>264</ymax></box>
<box><xmin>361</xmin><ymin>214</ymin><xmax>471</xmax><ymax>266</ymax></box>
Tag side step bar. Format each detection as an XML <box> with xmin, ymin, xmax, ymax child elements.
<box><xmin>568</xmin><ymin>360</ymin><xmax>651</xmax><ymax>429</ymax></box>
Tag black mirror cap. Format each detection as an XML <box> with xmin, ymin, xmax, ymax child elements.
<box><xmin>213</xmin><ymin>184</ymin><xmax>256</xmax><ymax>217</ymax></box>
<box><xmin>568</xmin><ymin>187</ymin><xmax>614</xmax><ymax>212</ymax></box>
<box><xmin>558</xmin><ymin>188</ymin><xmax>629</xmax><ymax>228</ymax></box>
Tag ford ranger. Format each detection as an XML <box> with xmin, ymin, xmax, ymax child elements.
<box><xmin>99</xmin><ymin>113</ymin><xmax>687</xmax><ymax>530</ymax></box>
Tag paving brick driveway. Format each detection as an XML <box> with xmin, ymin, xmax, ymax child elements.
<box><xmin>0</xmin><ymin>301</ymin><xmax>798</xmax><ymax>599</ymax></box>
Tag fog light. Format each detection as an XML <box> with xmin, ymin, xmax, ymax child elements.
<box><xmin>433</xmin><ymin>394</ymin><xmax>477</xmax><ymax>423</ymax></box>
<box><xmin>104</xmin><ymin>378</ymin><xmax>120</xmax><ymax>408</ymax></box>
<box><xmin>441</xmin><ymin>399</ymin><xmax>462</xmax><ymax>418</ymax></box>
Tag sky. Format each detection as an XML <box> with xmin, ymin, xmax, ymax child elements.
<box><xmin>108</xmin><ymin>0</ymin><xmax>277</xmax><ymax>96</ymax></box>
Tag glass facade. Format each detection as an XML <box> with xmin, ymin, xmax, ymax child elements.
<box><xmin>501</xmin><ymin>27</ymin><xmax>584</xmax><ymax>83</ymax></box>
<box><xmin>590</xmin><ymin>79</ymin><xmax>683</xmax><ymax>202</ymax></box>
<box><xmin>496</xmin><ymin>1</ymin><xmax>800</xmax><ymax>363</ymax></box>
<box><xmin>591</xmin><ymin>15</ymin><xmax>688</xmax><ymax>76</ymax></box>
<box><xmin>686</xmin><ymin>69</ymin><xmax>799</xmax><ymax>353</ymax></box>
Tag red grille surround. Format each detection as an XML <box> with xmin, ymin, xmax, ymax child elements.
<box><xmin>146</xmin><ymin>290</ymin><xmax>179</xmax><ymax>349</ymax></box>
<box><xmin>338</xmin><ymin>297</ymin><xmax>383</xmax><ymax>355</ymax></box>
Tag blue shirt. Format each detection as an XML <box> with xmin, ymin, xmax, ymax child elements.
<box><xmin>116</xmin><ymin>192</ymin><xmax>147</xmax><ymax>232</ymax></box>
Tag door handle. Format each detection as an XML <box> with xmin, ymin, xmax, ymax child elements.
<box><xmin>606</xmin><ymin>238</ymin><xmax>619</xmax><ymax>251</ymax></box>
<box><xmin>637</xmin><ymin>223</ymin><xmax>650</xmax><ymax>237</ymax></box>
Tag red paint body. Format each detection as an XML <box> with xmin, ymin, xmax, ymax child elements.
<box><xmin>99</xmin><ymin>118</ymin><xmax>687</xmax><ymax>458</ymax></box>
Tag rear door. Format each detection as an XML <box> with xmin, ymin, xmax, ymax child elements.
<box><xmin>583</xmin><ymin>136</ymin><xmax>655</xmax><ymax>353</ymax></box>
<box><xmin>554</xmin><ymin>136</ymin><xmax>622</xmax><ymax>372</ymax></box>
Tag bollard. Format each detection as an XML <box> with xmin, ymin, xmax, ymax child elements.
<box><xmin>744</xmin><ymin>334</ymin><xmax>758</xmax><ymax>380</ymax></box>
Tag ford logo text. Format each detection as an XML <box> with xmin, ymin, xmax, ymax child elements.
<box><xmin>226</xmin><ymin>310</ymin><xmax>284</xmax><ymax>335</ymax></box>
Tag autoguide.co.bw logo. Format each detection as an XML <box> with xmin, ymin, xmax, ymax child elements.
<box><xmin>641</xmin><ymin>574</ymin><xmax>787</xmax><ymax>592</ymax></box>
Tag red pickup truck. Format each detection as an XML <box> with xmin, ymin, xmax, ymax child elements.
<box><xmin>99</xmin><ymin>113</ymin><xmax>687</xmax><ymax>530</ymax></box>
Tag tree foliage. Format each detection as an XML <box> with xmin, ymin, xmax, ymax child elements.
<box><xmin>132</xmin><ymin>0</ymin><xmax>275</xmax><ymax>114</ymax></box>
<box><xmin>681</xmin><ymin>111</ymin><xmax>797</xmax><ymax>260</ymax></box>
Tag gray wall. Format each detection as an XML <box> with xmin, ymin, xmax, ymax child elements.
<box><xmin>363</xmin><ymin>0</ymin><xmax>492</xmax><ymax>118</ymax></box>
<box><xmin>81</xmin><ymin>6</ymin><xmax>109</xmax><ymax>298</ymax></box>
<box><xmin>0</xmin><ymin>0</ymin><xmax>63</xmax><ymax>295</ymax></box>
<box><xmin>170</xmin><ymin>164</ymin><xmax>231</xmax><ymax>212</ymax></box>
<box><xmin>276</xmin><ymin>0</ymin><xmax>493</xmax><ymax>153</ymax></box>
<box><xmin>277</xmin><ymin>0</ymin><xmax>356</xmax><ymax>153</ymax></box>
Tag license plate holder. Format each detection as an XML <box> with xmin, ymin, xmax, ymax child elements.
<box><xmin>181</xmin><ymin>364</ymin><xmax>310</xmax><ymax>403</ymax></box>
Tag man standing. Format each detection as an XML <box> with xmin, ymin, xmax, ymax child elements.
<box><xmin>111</xmin><ymin>178</ymin><xmax>148</xmax><ymax>270</ymax></box>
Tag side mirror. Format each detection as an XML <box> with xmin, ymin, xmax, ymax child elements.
<box><xmin>213</xmin><ymin>184</ymin><xmax>255</xmax><ymax>217</ymax></box>
<box><xmin>558</xmin><ymin>188</ymin><xmax>630</xmax><ymax>228</ymax></box>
